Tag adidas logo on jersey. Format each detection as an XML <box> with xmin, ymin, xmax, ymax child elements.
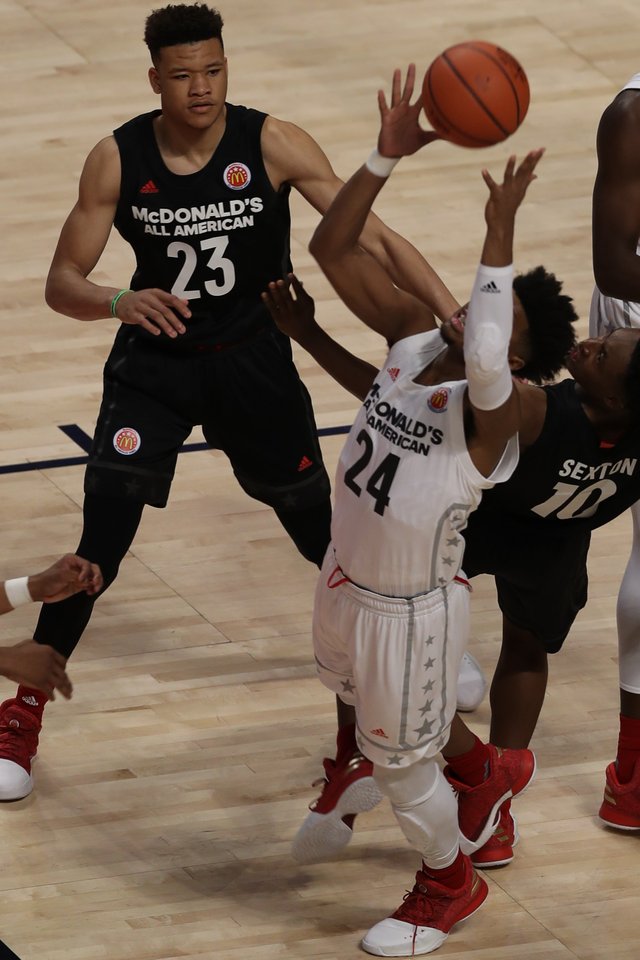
<box><xmin>139</xmin><ymin>180</ymin><xmax>159</xmax><ymax>194</ymax></box>
<box><xmin>480</xmin><ymin>280</ymin><xmax>500</xmax><ymax>293</ymax></box>
<box><xmin>297</xmin><ymin>455</ymin><xmax>313</xmax><ymax>471</ymax></box>
<box><xmin>387</xmin><ymin>367</ymin><xmax>400</xmax><ymax>381</ymax></box>
<box><xmin>21</xmin><ymin>695</ymin><xmax>39</xmax><ymax>707</ymax></box>
<box><xmin>370</xmin><ymin>727</ymin><xmax>389</xmax><ymax>739</ymax></box>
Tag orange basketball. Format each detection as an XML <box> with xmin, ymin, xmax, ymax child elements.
<box><xmin>422</xmin><ymin>41</ymin><xmax>530</xmax><ymax>148</ymax></box>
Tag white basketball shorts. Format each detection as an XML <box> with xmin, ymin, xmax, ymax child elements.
<box><xmin>313</xmin><ymin>547</ymin><xmax>471</xmax><ymax>768</ymax></box>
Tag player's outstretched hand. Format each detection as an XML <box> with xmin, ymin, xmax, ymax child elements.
<box><xmin>0</xmin><ymin>642</ymin><xmax>72</xmax><ymax>700</ymax></box>
<box><xmin>262</xmin><ymin>274</ymin><xmax>317</xmax><ymax>343</ymax></box>
<box><xmin>377</xmin><ymin>64</ymin><xmax>440</xmax><ymax>159</ymax></box>
<box><xmin>28</xmin><ymin>555</ymin><xmax>103</xmax><ymax>604</ymax></box>
<box><xmin>482</xmin><ymin>149</ymin><xmax>545</xmax><ymax>227</ymax></box>
<box><xmin>113</xmin><ymin>288</ymin><xmax>191</xmax><ymax>338</ymax></box>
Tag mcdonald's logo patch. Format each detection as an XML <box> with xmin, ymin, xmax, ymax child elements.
<box><xmin>223</xmin><ymin>162</ymin><xmax>251</xmax><ymax>190</ymax></box>
<box><xmin>428</xmin><ymin>387</ymin><xmax>449</xmax><ymax>413</ymax></box>
<box><xmin>113</xmin><ymin>427</ymin><xmax>141</xmax><ymax>456</ymax></box>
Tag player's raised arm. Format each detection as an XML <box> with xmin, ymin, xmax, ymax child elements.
<box><xmin>592</xmin><ymin>94</ymin><xmax>640</xmax><ymax>301</ymax></box>
<box><xmin>262</xmin><ymin>275</ymin><xmax>378</xmax><ymax>401</ymax></box>
<box><xmin>465</xmin><ymin>150</ymin><xmax>544</xmax><ymax>476</ymax></box>
<box><xmin>262</xmin><ymin>67</ymin><xmax>459</xmax><ymax>331</ymax></box>
<box><xmin>303</xmin><ymin>66</ymin><xmax>456</xmax><ymax>343</ymax></box>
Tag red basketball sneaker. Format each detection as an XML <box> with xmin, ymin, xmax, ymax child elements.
<box><xmin>445</xmin><ymin>744</ymin><xmax>535</xmax><ymax>853</ymax></box>
<box><xmin>471</xmin><ymin>800</ymin><xmax>518</xmax><ymax>868</ymax></box>
<box><xmin>0</xmin><ymin>698</ymin><xmax>41</xmax><ymax>800</ymax></box>
<box><xmin>292</xmin><ymin>750</ymin><xmax>383</xmax><ymax>863</ymax></box>
<box><xmin>361</xmin><ymin>855</ymin><xmax>488</xmax><ymax>956</ymax></box>
<box><xmin>599</xmin><ymin>760</ymin><xmax>640</xmax><ymax>830</ymax></box>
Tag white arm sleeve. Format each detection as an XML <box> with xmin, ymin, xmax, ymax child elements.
<box><xmin>464</xmin><ymin>263</ymin><xmax>514</xmax><ymax>411</ymax></box>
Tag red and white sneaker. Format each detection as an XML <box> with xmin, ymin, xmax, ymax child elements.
<box><xmin>445</xmin><ymin>744</ymin><xmax>535</xmax><ymax>853</ymax></box>
<box><xmin>361</xmin><ymin>856</ymin><xmax>488</xmax><ymax>956</ymax></box>
<box><xmin>292</xmin><ymin>751</ymin><xmax>383</xmax><ymax>863</ymax></box>
<box><xmin>0</xmin><ymin>698</ymin><xmax>41</xmax><ymax>800</ymax></box>
<box><xmin>471</xmin><ymin>800</ymin><xmax>518</xmax><ymax>868</ymax></box>
<box><xmin>599</xmin><ymin>760</ymin><xmax>640</xmax><ymax>830</ymax></box>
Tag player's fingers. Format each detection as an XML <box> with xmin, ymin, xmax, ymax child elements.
<box><xmin>378</xmin><ymin>89</ymin><xmax>388</xmax><ymax>116</ymax></box>
<box><xmin>402</xmin><ymin>63</ymin><xmax>416</xmax><ymax>102</ymax></box>
<box><xmin>503</xmin><ymin>155</ymin><xmax>517</xmax><ymax>180</ymax></box>
<box><xmin>289</xmin><ymin>274</ymin><xmax>309</xmax><ymax>302</ymax></box>
<box><xmin>391</xmin><ymin>68</ymin><xmax>402</xmax><ymax>106</ymax></box>
<box><xmin>270</xmin><ymin>280</ymin><xmax>294</xmax><ymax>310</ymax></box>
<box><xmin>154</xmin><ymin>290</ymin><xmax>192</xmax><ymax>319</ymax></box>
<box><xmin>138</xmin><ymin>308</ymin><xmax>183</xmax><ymax>337</ymax></box>
<box><xmin>481</xmin><ymin>168</ymin><xmax>497</xmax><ymax>190</ymax></box>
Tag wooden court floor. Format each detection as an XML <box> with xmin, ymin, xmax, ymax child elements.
<box><xmin>1</xmin><ymin>0</ymin><xmax>640</xmax><ymax>957</ymax></box>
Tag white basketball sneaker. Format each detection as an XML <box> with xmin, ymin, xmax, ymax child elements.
<box><xmin>456</xmin><ymin>652</ymin><xmax>487</xmax><ymax>712</ymax></box>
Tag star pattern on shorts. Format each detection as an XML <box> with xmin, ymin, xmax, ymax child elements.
<box><xmin>425</xmin><ymin>635</ymin><xmax>435</xmax><ymax>647</ymax></box>
<box><xmin>446</xmin><ymin>536</ymin><xmax>460</xmax><ymax>547</ymax></box>
<box><xmin>419</xmin><ymin>699</ymin><xmax>433</xmax><ymax>716</ymax></box>
<box><xmin>424</xmin><ymin>657</ymin><xmax>435</xmax><ymax>670</ymax></box>
<box><xmin>387</xmin><ymin>754</ymin><xmax>404</xmax><ymax>766</ymax></box>
<box><xmin>341</xmin><ymin>679</ymin><xmax>355</xmax><ymax>694</ymax></box>
<box><xmin>422</xmin><ymin>678</ymin><xmax>434</xmax><ymax>694</ymax></box>
<box><xmin>441</xmin><ymin>555</ymin><xmax>455</xmax><ymax>567</ymax></box>
<box><xmin>414</xmin><ymin>718</ymin><xmax>435</xmax><ymax>738</ymax></box>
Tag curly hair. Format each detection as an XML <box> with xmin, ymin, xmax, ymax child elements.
<box><xmin>623</xmin><ymin>337</ymin><xmax>640</xmax><ymax>420</ymax></box>
<box><xmin>144</xmin><ymin>4</ymin><xmax>224</xmax><ymax>61</ymax></box>
<box><xmin>513</xmin><ymin>266</ymin><xmax>578</xmax><ymax>384</ymax></box>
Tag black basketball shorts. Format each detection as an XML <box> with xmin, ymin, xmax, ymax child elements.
<box><xmin>461</xmin><ymin>509</ymin><xmax>591</xmax><ymax>653</ymax></box>
<box><xmin>84</xmin><ymin>326</ymin><xmax>331</xmax><ymax>510</ymax></box>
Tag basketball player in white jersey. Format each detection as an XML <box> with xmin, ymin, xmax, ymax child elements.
<box><xmin>591</xmin><ymin>73</ymin><xmax>640</xmax><ymax>830</ymax></box>
<box><xmin>285</xmin><ymin>66</ymin><xmax>538</xmax><ymax>957</ymax></box>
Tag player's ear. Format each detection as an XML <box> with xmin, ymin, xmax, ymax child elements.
<box><xmin>507</xmin><ymin>351</ymin><xmax>525</xmax><ymax>374</ymax></box>
<box><xmin>149</xmin><ymin>67</ymin><xmax>161</xmax><ymax>95</ymax></box>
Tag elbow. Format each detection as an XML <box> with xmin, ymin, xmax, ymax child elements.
<box><xmin>44</xmin><ymin>275</ymin><xmax>62</xmax><ymax>313</ymax></box>
<box><xmin>308</xmin><ymin>227</ymin><xmax>327</xmax><ymax>264</ymax></box>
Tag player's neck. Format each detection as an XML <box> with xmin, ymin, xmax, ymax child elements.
<box><xmin>582</xmin><ymin>399</ymin><xmax>631</xmax><ymax>446</ymax></box>
<box><xmin>153</xmin><ymin>110</ymin><xmax>227</xmax><ymax>174</ymax></box>
<box><xmin>416</xmin><ymin>345</ymin><xmax>463</xmax><ymax>386</ymax></box>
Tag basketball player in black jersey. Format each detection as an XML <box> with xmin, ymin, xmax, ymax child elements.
<box><xmin>260</xmin><ymin>68</ymin><xmax>640</xmax><ymax>871</ymax></box>
<box><xmin>0</xmin><ymin>4</ymin><xmax>459</xmax><ymax>802</ymax></box>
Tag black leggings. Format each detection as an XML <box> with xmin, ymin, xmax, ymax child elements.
<box><xmin>34</xmin><ymin>493</ymin><xmax>331</xmax><ymax>659</ymax></box>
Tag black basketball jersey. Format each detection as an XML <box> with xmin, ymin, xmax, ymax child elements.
<box><xmin>113</xmin><ymin>104</ymin><xmax>292</xmax><ymax>345</ymax></box>
<box><xmin>473</xmin><ymin>378</ymin><xmax>640</xmax><ymax>531</ymax></box>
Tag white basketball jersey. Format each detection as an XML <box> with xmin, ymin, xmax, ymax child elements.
<box><xmin>590</xmin><ymin>73</ymin><xmax>640</xmax><ymax>336</ymax></box>
<box><xmin>331</xmin><ymin>328</ymin><xmax>519</xmax><ymax>597</ymax></box>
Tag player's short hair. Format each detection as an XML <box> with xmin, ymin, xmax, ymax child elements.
<box><xmin>623</xmin><ymin>337</ymin><xmax>640</xmax><ymax>420</ymax></box>
<box><xmin>513</xmin><ymin>266</ymin><xmax>578</xmax><ymax>384</ymax></box>
<box><xmin>144</xmin><ymin>3</ymin><xmax>224</xmax><ymax>62</ymax></box>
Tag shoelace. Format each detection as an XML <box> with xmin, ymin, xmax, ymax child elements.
<box><xmin>395</xmin><ymin>878</ymin><xmax>438</xmax><ymax>925</ymax></box>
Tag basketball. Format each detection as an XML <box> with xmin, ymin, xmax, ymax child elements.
<box><xmin>422</xmin><ymin>42</ymin><xmax>530</xmax><ymax>148</ymax></box>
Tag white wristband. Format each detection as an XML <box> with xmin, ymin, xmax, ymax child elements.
<box><xmin>365</xmin><ymin>148</ymin><xmax>400</xmax><ymax>178</ymax></box>
<box><xmin>4</xmin><ymin>577</ymin><xmax>33</xmax><ymax>609</ymax></box>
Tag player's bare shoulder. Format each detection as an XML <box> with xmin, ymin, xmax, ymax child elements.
<box><xmin>514</xmin><ymin>380</ymin><xmax>547</xmax><ymax>450</ymax></box>
<box><xmin>261</xmin><ymin>114</ymin><xmax>333</xmax><ymax>189</ymax></box>
<box><xmin>79</xmin><ymin>135</ymin><xmax>121</xmax><ymax>205</ymax></box>
<box><xmin>598</xmin><ymin>89</ymin><xmax>640</xmax><ymax>155</ymax></box>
